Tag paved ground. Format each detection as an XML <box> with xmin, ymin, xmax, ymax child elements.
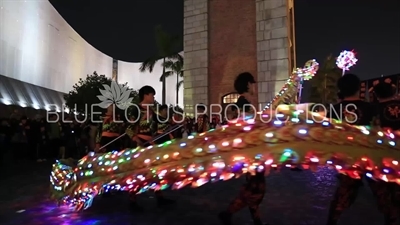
<box><xmin>0</xmin><ymin>161</ymin><xmax>388</xmax><ymax>225</ymax></box>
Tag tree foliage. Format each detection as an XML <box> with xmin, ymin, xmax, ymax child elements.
<box><xmin>64</xmin><ymin>72</ymin><xmax>139</xmax><ymax>115</ymax></box>
<box><xmin>139</xmin><ymin>25</ymin><xmax>181</xmax><ymax>105</ymax></box>
<box><xmin>309</xmin><ymin>55</ymin><xmax>342</xmax><ymax>104</ymax></box>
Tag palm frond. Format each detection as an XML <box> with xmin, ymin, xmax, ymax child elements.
<box><xmin>139</xmin><ymin>57</ymin><xmax>158</xmax><ymax>73</ymax></box>
<box><xmin>163</xmin><ymin>60</ymin><xmax>174</xmax><ymax>69</ymax></box>
<box><xmin>173</xmin><ymin>54</ymin><xmax>184</xmax><ymax>72</ymax></box>
<box><xmin>163</xmin><ymin>53</ymin><xmax>184</xmax><ymax>77</ymax></box>
<box><xmin>159</xmin><ymin>71</ymin><xmax>175</xmax><ymax>82</ymax></box>
<box><xmin>177</xmin><ymin>80</ymin><xmax>184</xmax><ymax>91</ymax></box>
<box><xmin>168</xmin><ymin>53</ymin><xmax>183</xmax><ymax>62</ymax></box>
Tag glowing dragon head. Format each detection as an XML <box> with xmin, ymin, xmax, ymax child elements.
<box><xmin>50</xmin><ymin>159</ymin><xmax>76</xmax><ymax>200</ymax></box>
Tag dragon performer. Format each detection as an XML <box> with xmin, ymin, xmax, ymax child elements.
<box><xmin>50</xmin><ymin>60</ymin><xmax>400</xmax><ymax>214</ymax></box>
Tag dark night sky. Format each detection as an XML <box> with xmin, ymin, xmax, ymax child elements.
<box><xmin>50</xmin><ymin>0</ymin><xmax>400</xmax><ymax>80</ymax></box>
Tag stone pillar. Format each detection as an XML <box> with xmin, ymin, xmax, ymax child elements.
<box><xmin>256</xmin><ymin>0</ymin><xmax>293</xmax><ymax>106</ymax></box>
<box><xmin>183</xmin><ymin>0</ymin><xmax>294</xmax><ymax>115</ymax></box>
<box><xmin>208</xmin><ymin>0</ymin><xmax>258</xmax><ymax>112</ymax></box>
<box><xmin>183</xmin><ymin>0</ymin><xmax>209</xmax><ymax>116</ymax></box>
<box><xmin>112</xmin><ymin>58</ymin><xmax>118</xmax><ymax>82</ymax></box>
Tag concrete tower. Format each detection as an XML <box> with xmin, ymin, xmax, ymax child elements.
<box><xmin>183</xmin><ymin>0</ymin><xmax>296</xmax><ymax>116</ymax></box>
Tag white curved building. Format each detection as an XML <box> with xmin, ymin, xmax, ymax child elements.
<box><xmin>0</xmin><ymin>0</ymin><xmax>183</xmax><ymax>114</ymax></box>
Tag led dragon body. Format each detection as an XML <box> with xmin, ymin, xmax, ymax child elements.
<box><xmin>50</xmin><ymin>60</ymin><xmax>399</xmax><ymax>211</ymax></box>
<box><xmin>50</xmin><ymin>107</ymin><xmax>400</xmax><ymax>211</ymax></box>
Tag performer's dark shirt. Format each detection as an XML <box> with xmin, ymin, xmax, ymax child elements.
<box><xmin>95</xmin><ymin>116</ymin><xmax>120</xmax><ymax>144</ymax></box>
<box><xmin>155</xmin><ymin>115</ymin><xmax>172</xmax><ymax>134</ymax></box>
<box><xmin>153</xmin><ymin>114</ymin><xmax>175</xmax><ymax>144</ymax></box>
<box><xmin>237</xmin><ymin>96</ymin><xmax>265</xmax><ymax>183</ymax></box>
<box><xmin>126</xmin><ymin>105</ymin><xmax>156</xmax><ymax>139</ymax></box>
<box><xmin>328</xmin><ymin>100</ymin><xmax>376</xmax><ymax>125</ymax></box>
<box><xmin>236</xmin><ymin>96</ymin><xmax>253</xmax><ymax>113</ymax></box>
<box><xmin>377</xmin><ymin>100</ymin><xmax>400</xmax><ymax>130</ymax></box>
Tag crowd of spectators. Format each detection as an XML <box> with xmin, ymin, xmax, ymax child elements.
<box><xmin>0</xmin><ymin>109</ymin><xmax>227</xmax><ymax>172</ymax></box>
<box><xmin>0</xmin><ymin>112</ymin><xmax>93</xmax><ymax>168</ymax></box>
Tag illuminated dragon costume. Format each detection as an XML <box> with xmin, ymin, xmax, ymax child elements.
<box><xmin>50</xmin><ymin>60</ymin><xmax>400</xmax><ymax>211</ymax></box>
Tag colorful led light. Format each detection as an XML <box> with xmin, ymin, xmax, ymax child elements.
<box><xmin>264</xmin><ymin>59</ymin><xmax>319</xmax><ymax>109</ymax></box>
<box><xmin>50</xmin><ymin>110</ymin><xmax>400</xmax><ymax>211</ymax></box>
<box><xmin>336</xmin><ymin>50</ymin><xmax>358</xmax><ymax>74</ymax></box>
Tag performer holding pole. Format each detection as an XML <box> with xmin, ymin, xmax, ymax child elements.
<box><xmin>154</xmin><ymin>104</ymin><xmax>174</xmax><ymax>144</ymax></box>
<box><xmin>125</xmin><ymin>85</ymin><xmax>175</xmax><ymax>211</ymax></box>
<box><xmin>95</xmin><ymin>105</ymin><xmax>124</xmax><ymax>198</ymax></box>
<box><xmin>368</xmin><ymin>82</ymin><xmax>400</xmax><ymax>225</ymax></box>
<box><xmin>95</xmin><ymin>105</ymin><xmax>121</xmax><ymax>153</ymax></box>
<box><xmin>325</xmin><ymin>74</ymin><xmax>377</xmax><ymax>225</ymax></box>
<box><xmin>219</xmin><ymin>72</ymin><xmax>269</xmax><ymax>225</ymax></box>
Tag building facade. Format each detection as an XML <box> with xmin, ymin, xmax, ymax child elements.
<box><xmin>0</xmin><ymin>0</ymin><xmax>183</xmax><ymax>114</ymax></box>
<box><xmin>183</xmin><ymin>0</ymin><xmax>296</xmax><ymax>115</ymax></box>
<box><xmin>1</xmin><ymin>0</ymin><xmax>295</xmax><ymax>116</ymax></box>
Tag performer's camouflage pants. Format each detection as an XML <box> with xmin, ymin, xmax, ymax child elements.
<box><xmin>227</xmin><ymin>174</ymin><xmax>266</xmax><ymax>224</ymax></box>
<box><xmin>327</xmin><ymin>174</ymin><xmax>399</xmax><ymax>225</ymax></box>
<box><xmin>367</xmin><ymin>178</ymin><xmax>400</xmax><ymax>225</ymax></box>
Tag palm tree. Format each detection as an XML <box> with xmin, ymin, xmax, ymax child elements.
<box><xmin>139</xmin><ymin>25</ymin><xmax>181</xmax><ymax>105</ymax></box>
<box><xmin>163</xmin><ymin>53</ymin><xmax>183</xmax><ymax>105</ymax></box>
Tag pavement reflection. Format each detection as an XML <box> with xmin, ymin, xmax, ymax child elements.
<box><xmin>0</xmin><ymin>162</ymin><xmax>385</xmax><ymax>225</ymax></box>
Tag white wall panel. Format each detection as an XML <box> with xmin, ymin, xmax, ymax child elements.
<box><xmin>0</xmin><ymin>1</ymin><xmax>184</xmax><ymax>108</ymax></box>
<box><xmin>0</xmin><ymin>0</ymin><xmax>113</xmax><ymax>94</ymax></box>
<box><xmin>118</xmin><ymin>55</ymin><xmax>184</xmax><ymax>107</ymax></box>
